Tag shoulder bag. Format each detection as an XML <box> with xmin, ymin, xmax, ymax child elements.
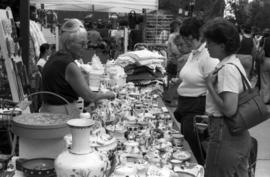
<box><xmin>224</xmin><ymin>63</ymin><xmax>269</xmax><ymax>134</ymax></box>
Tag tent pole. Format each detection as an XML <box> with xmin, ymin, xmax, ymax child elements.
<box><xmin>20</xmin><ymin>0</ymin><xmax>30</xmax><ymax>73</ymax></box>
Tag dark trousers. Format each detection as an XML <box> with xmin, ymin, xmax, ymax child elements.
<box><xmin>174</xmin><ymin>95</ymin><xmax>206</xmax><ymax>165</ymax></box>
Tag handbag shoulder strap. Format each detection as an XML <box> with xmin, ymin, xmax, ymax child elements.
<box><xmin>227</xmin><ymin>63</ymin><xmax>252</xmax><ymax>91</ymax></box>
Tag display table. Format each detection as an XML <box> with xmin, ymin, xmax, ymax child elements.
<box><xmin>5</xmin><ymin>85</ymin><xmax>201</xmax><ymax>176</ymax></box>
<box><xmin>157</xmin><ymin>98</ymin><xmax>197</xmax><ymax>163</ymax></box>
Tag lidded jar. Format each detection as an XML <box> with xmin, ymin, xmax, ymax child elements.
<box><xmin>55</xmin><ymin>118</ymin><xmax>109</xmax><ymax>177</ymax></box>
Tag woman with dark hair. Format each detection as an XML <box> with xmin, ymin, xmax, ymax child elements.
<box><xmin>37</xmin><ymin>43</ymin><xmax>51</xmax><ymax>73</ymax></box>
<box><xmin>203</xmin><ymin>18</ymin><xmax>251</xmax><ymax>177</ymax></box>
<box><xmin>173</xmin><ymin>17</ymin><xmax>219</xmax><ymax>165</ymax></box>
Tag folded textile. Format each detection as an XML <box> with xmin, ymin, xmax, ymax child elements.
<box><xmin>115</xmin><ymin>49</ymin><xmax>166</xmax><ymax>70</ymax></box>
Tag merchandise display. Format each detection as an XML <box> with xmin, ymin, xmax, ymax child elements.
<box><xmin>0</xmin><ymin>5</ymin><xmax>204</xmax><ymax>177</ymax></box>
<box><xmin>2</xmin><ymin>0</ymin><xmax>270</xmax><ymax>176</ymax></box>
<box><xmin>3</xmin><ymin>81</ymin><xmax>204</xmax><ymax>177</ymax></box>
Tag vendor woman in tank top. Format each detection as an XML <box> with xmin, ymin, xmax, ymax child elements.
<box><xmin>172</xmin><ymin>17</ymin><xmax>219</xmax><ymax>165</ymax></box>
<box><xmin>40</xmin><ymin>19</ymin><xmax>115</xmax><ymax>117</ymax></box>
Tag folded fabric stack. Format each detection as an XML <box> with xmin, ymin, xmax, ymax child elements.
<box><xmin>115</xmin><ymin>49</ymin><xmax>166</xmax><ymax>86</ymax></box>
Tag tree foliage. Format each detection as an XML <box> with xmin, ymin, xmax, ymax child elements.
<box><xmin>159</xmin><ymin>0</ymin><xmax>225</xmax><ymax>20</ymax></box>
<box><xmin>227</xmin><ymin>0</ymin><xmax>270</xmax><ymax>30</ymax></box>
<box><xmin>249</xmin><ymin>1</ymin><xmax>270</xmax><ymax>30</ymax></box>
<box><xmin>227</xmin><ymin>0</ymin><xmax>249</xmax><ymax>26</ymax></box>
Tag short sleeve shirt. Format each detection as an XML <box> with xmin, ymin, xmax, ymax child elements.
<box><xmin>206</xmin><ymin>54</ymin><xmax>250</xmax><ymax>116</ymax></box>
<box><xmin>177</xmin><ymin>43</ymin><xmax>219</xmax><ymax>97</ymax></box>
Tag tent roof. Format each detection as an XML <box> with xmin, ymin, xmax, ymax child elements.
<box><xmin>30</xmin><ymin>0</ymin><xmax>158</xmax><ymax>13</ymax></box>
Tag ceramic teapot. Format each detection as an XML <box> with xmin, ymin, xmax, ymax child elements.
<box><xmin>55</xmin><ymin>118</ymin><xmax>109</xmax><ymax>177</ymax></box>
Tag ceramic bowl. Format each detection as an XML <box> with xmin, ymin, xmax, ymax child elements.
<box><xmin>21</xmin><ymin>158</ymin><xmax>56</xmax><ymax>177</ymax></box>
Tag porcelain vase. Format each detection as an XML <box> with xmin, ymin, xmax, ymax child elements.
<box><xmin>55</xmin><ymin>118</ymin><xmax>109</xmax><ymax>177</ymax></box>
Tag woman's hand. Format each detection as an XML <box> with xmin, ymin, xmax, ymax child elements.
<box><xmin>105</xmin><ymin>91</ymin><xmax>116</xmax><ymax>100</ymax></box>
<box><xmin>205</xmin><ymin>71</ymin><xmax>218</xmax><ymax>88</ymax></box>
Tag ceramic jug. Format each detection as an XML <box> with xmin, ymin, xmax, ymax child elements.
<box><xmin>55</xmin><ymin>118</ymin><xmax>109</xmax><ymax>177</ymax></box>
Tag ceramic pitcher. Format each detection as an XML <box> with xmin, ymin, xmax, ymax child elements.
<box><xmin>55</xmin><ymin>118</ymin><xmax>109</xmax><ymax>177</ymax></box>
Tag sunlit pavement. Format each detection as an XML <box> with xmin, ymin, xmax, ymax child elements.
<box><xmin>249</xmin><ymin>105</ymin><xmax>270</xmax><ymax>177</ymax></box>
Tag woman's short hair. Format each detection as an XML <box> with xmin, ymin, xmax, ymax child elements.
<box><xmin>60</xmin><ymin>18</ymin><xmax>87</xmax><ymax>47</ymax></box>
<box><xmin>180</xmin><ymin>17</ymin><xmax>204</xmax><ymax>40</ymax></box>
<box><xmin>202</xmin><ymin>18</ymin><xmax>240</xmax><ymax>56</ymax></box>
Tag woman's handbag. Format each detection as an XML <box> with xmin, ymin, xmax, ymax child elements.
<box><xmin>225</xmin><ymin>63</ymin><xmax>269</xmax><ymax>134</ymax></box>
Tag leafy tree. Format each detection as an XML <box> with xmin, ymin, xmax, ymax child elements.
<box><xmin>159</xmin><ymin>0</ymin><xmax>225</xmax><ymax>20</ymax></box>
<box><xmin>227</xmin><ymin>0</ymin><xmax>249</xmax><ymax>26</ymax></box>
<box><xmin>249</xmin><ymin>1</ymin><xmax>270</xmax><ymax>30</ymax></box>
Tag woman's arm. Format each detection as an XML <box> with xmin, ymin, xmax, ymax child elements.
<box><xmin>65</xmin><ymin>62</ymin><xmax>115</xmax><ymax>102</ymax></box>
<box><xmin>206</xmin><ymin>72</ymin><xmax>238</xmax><ymax>117</ymax></box>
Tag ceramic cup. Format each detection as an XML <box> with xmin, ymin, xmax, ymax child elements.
<box><xmin>171</xmin><ymin>133</ymin><xmax>184</xmax><ymax>147</ymax></box>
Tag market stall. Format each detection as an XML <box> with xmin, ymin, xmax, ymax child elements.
<box><xmin>1</xmin><ymin>2</ymin><xmax>204</xmax><ymax>177</ymax></box>
<box><xmin>0</xmin><ymin>53</ymin><xmax>204</xmax><ymax>177</ymax></box>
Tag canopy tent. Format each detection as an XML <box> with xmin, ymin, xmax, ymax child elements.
<box><xmin>30</xmin><ymin>0</ymin><xmax>158</xmax><ymax>13</ymax></box>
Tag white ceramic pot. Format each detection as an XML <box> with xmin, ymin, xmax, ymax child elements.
<box><xmin>55</xmin><ymin>119</ymin><xmax>109</xmax><ymax>177</ymax></box>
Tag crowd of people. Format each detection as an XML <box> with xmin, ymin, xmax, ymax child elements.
<box><xmin>83</xmin><ymin>18</ymin><xmax>126</xmax><ymax>62</ymax></box>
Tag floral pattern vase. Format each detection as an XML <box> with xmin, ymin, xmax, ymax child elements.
<box><xmin>55</xmin><ymin>119</ymin><xmax>109</xmax><ymax>177</ymax></box>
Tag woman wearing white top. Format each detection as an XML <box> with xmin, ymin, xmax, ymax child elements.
<box><xmin>173</xmin><ymin>17</ymin><xmax>219</xmax><ymax>165</ymax></box>
<box><xmin>204</xmin><ymin>18</ymin><xmax>251</xmax><ymax>177</ymax></box>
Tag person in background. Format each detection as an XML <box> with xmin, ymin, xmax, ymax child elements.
<box><xmin>203</xmin><ymin>18</ymin><xmax>251</xmax><ymax>177</ymax></box>
<box><xmin>253</xmin><ymin>27</ymin><xmax>262</xmax><ymax>49</ymax></box>
<box><xmin>40</xmin><ymin>18</ymin><xmax>115</xmax><ymax>118</ymax></box>
<box><xmin>237</xmin><ymin>25</ymin><xmax>255</xmax><ymax>79</ymax></box>
<box><xmin>173</xmin><ymin>17</ymin><xmax>219</xmax><ymax>165</ymax></box>
<box><xmin>163</xmin><ymin>20</ymin><xmax>182</xmax><ymax>106</ymax></box>
<box><xmin>128</xmin><ymin>24</ymin><xmax>143</xmax><ymax>50</ymax></box>
<box><xmin>37</xmin><ymin>43</ymin><xmax>51</xmax><ymax>73</ymax></box>
<box><xmin>87</xmin><ymin>22</ymin><xmax>104</xmax><ymax>49</ymax></box>
<box><xmin>110</xmin><ymin>22</ymin><xmax>124</xmax><ymax>59</ymax></box>
<box><xmin>167</xmin><ymin>20</ymin><xmax>182</xmax><ymax>77</ymax></box>
<box><xmin>97</xmin><ymin>19</ymin><xmax>110</xmax><ymax>43</ymax></box>
<box><xmin>158</xmin><ymin>29</ymin><xmax>170</xmax><ymax>44</ymax></box>
<box><xmin>258</xmin><ymin>28</ymin><xmax>270</xmax><ymax>104</ymax></box>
